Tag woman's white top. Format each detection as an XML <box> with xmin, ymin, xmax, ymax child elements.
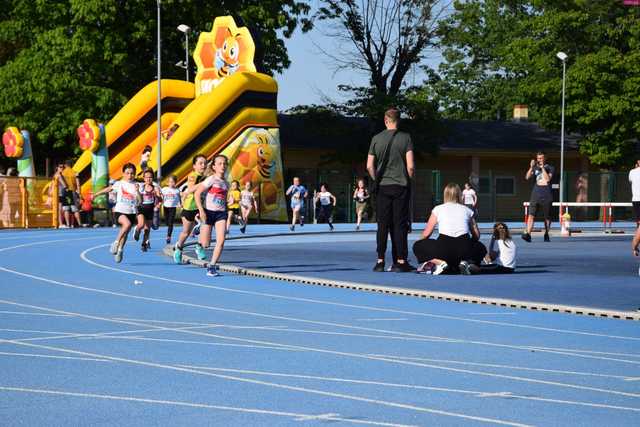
<box><xmin>494</xmin><ymin>239</ymin><xmax>517</xmax><ymax>268</ymax></box>
<box><xmin>318</xmin><ymin>191</ymin><xmax>333</xmax><ymax>206</ymax></box>
<box><xmin>431</xmin><ymin>202</ymin><xmax>474</xmax><ymax>237</ymax></box>
<box><xmin>112</xmin><ymin>180</ymin><xmax>139</xmax><ymax>214</ymax></box>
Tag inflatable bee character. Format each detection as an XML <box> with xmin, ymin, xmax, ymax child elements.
<box><xmin>215</xmin><ymin>29</ymin><xmax>241</xmax><ymax>78</ymax></box>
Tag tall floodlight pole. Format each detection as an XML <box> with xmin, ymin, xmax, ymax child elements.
<box><xmin>556</xmin><ymin>51</ymin><xmax>568</xmax><ymax>215</ymax></box>
<box><xmin>156</xmin><ymin>0</ymin><xmax>162</xmax><ymax>181</ymax></box>
<box><xmin>177</xmin><ymin>24</ymin><xmax>191</xmax><ymax>81</ymax></box>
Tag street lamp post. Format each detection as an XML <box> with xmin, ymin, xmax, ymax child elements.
<box><xmin>177</xmin><ymin>24</ymin><xmax>191</xmax><ymax>81</ymax></box>
<box><xmin>556</xmin><ymin>51</ymin><xmax>568</xmax><ymax>216</ymax></box>
<box><xmin>156</xmin><ymin>0</ymin><xmax>162</xmax><ymax>182</ymax></box>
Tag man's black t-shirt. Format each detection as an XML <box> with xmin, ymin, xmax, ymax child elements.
<box><xmin>531</xmin><ymin>164</ymin><xmax>554</xmax><ymax>197</ymax></box>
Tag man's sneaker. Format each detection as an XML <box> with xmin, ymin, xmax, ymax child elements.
<box><xmin>544</xmin><ymin>231</ymin><xmax>550</xmax><ymax>242</ymax></box>
<box><xmin>133</xmin><ymin>227</ymin><xmax>141</xmax><ymax>241</ymax></box>
<box><xmin>110</xmin><ymin>240</ymin><xmax>119</xmax><ymax>255</ymax></box>
<box><xmin>459</xmin><ymin>260</ymin><xmax>480</xmax><ymax>275</ymax></box>
<box><xmin>521</xmin><ymin>232</ymin><xmax>532</xmax><ymax>242</ymax></box>
<box><xmin>206</xmin><ymin>265</ymin><xmax>220</xmax><ymax>277</ymax></box>
<box><xmin>240</xmin><ymin>225</ymin><xmax>246</xmax><ymax>234</ymax></box>
<box><xmin>373</xmin><ymin>261</ymin><xmax>385</xmax><ymax>272</ymax></box>
<box><xmin>114</xmin><ymin>249</ymin><xmax>123</xmax><ymax>263</ymax></box>
<box><xmin>432</xmin><ymin>262</ymin><xmax>448</xmax><ymax>276</ymax></box>
<box><xmin>195</xmin><ymin>243</ymin><xmax>207</xmax><ymax>260</ymax></box>
<box><xmin>173</xmin><ymin>245</ymin><xmax>183</xmax><ymax>264</ymax></box>
<box><xmin>391</xmin><ymin>262</ymin><xmax>415</xmax><ymax>273</ymax></box>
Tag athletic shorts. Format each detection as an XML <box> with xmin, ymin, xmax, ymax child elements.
<box><xmin>115</xmin><ymin>212</ymin><xmax>137</xmax><ymax>224</ymax></box>
<box><xmin>61</xmin><ymin>190</ymin><xmax>79</xmax><ymax>213</ymax></box>
<box><xmin>291</xmin><ymin>202</ymin><xmax>304</xmax><ymax>211</ymax></box>
<box><xmin>228</xmin><ymin>207</ymin><xmax>240</xmax><ymax>216</ymax></box>
<box><xmin>633</xmin><ymin>202</ymin><xmax>640</xmax><ymax>222</ymax></box>
<box><xmin>204</xmin><ymin>209</ymin><xmax>227</xmax><ymax>226</ymax></box>
<box><xmin>138</xmin><ymin>204</ymin><xmax>154</xmax><ymax>221</ymax></box>
<box><xmin>529</xmin><ymin>191</ymin><xmax>552</xmax><ymax>220</ymax></box>
<box><xmin>355</xmin><ymin>201</ymin><xmax>367</xmax><ymax>215</ymax></box>
<box><xmin>181</xmin><ymin>209</ymin><xmax>197</xmax><ymax>222</ymax></box>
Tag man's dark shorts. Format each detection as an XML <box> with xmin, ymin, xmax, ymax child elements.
<box><xmin>529</xmin><ymin>189</ymin><xmax>552</xmax><ymax>220</ymax></box>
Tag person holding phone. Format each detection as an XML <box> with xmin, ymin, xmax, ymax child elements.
<box><xmin>522</xmin><ymin>151</ymin><xmax>554</xmax><ymax>243</ymax></box>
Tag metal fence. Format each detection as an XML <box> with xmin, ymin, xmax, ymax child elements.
<box><xmin>0</xmin><ymin>176</ymin><xmax>59</xmax><ymax>229</ymax></box>
<box><xmin>283</xmin><ymin>168</ymin><xmax>636</xmax><ymax>224</ymax></box>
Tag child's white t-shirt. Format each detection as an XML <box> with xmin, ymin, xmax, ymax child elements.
<box><xmin>462</xmin><ymin>188</ymin><xmax>476</xmax><ymax>205</ymax></box>
<box><xmin>162</xmin><ymin>187</ymin><xmax>181</xmax><ymax>208</ymax></box>
<box><xmin>318</xmin><ymin>191</ymin><xmax>333</xmax><ymax>206</ymax></box>
<box><xmin>112</xmin><ymin>181</ymin><xmax>139</xmax><ymax>214</ymax></box>
<box><xmin>494</xmin><ymin>239</ymin><xmax>517</xmax><ymax>269</ymax></box>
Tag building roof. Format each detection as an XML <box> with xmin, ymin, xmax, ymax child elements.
<box><xmin>277</xmin><ymin>114</ymin><xmax>580</xmax><ymax>153</ymax></box>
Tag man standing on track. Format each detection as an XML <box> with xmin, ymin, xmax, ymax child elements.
<box><xmin>628</xmin><ymin>159</ymin><xmax>640</xmax><ymax>227</ymax></box>
<box><xmin>522</xmin><ymin>151</ymin><xmax>554</xmax><ymax>243</ymax></box>
<box><xmin>367</xmin><ymin>108</ymin><xmax>415</xmax><ymax>272</ymax></box>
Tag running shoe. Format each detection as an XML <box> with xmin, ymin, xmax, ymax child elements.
<box><xmin>544</xmin><ymin>231</ymin><xmax>550</xmax><ymax>242</ymax></box>
<box><xmin>290</xmin><ymin>225</ymin><xmax>295</xmax><ymax>231</ymax></box>
<box><xmin>329</xmin><ymin>223</ymin><xmax>334</xmax><ymax>231</ymax></box>
<box><xmin>356</xmin><ymin>225</ymin><xmax>360</xmax><ymax>231</ymax></box>
<box><xmin>115</xmin><ymin>249</ymin><xmax>123</xmax><ymax>263</ymax></box>
<box><xmin>372</xmin><ymin>261</ymin><xmax>385</xmax><ymax>272</ymax></box>
<box><xmin>133</xmin><ymin>227</ymin><xmax>141</xmax><ymax>241</ymax></box>
<box><xmin>192</xmin><ymin>222</ymin><xmax>201</xmax><ymax>236</ymax></box>
<box><xmin>459</xmin><ymin>260</ymin><xmax>480</xmax><ymax>275</ymax></box>
<box><xmin>240</xmin><ymin>225</ymin><xmax>246</xmax><ymax>234</ymax></box>
<box><xmin>417</xmin><ymin>261</ymin><xmax>435</xmax><ymax>274</ymax></box>
<box><xmin>432</xmin><ymin>262</ymin><xmax>448</xmax><ymax>276</ymax></box>
<box><xmin>195</xmin><ymin>243</ymin><xmax>206</xmax><ymax>260</ymax></box>
<box><xmin>521</xmin><ymin>232</ymin><xmax>531</xmax><ymax>242</ymax></box>
<box><xmin>237</xmin><ymin>216</ymin><xmax>246</xmax><ymax>228</ymax></box>
<box><xmin>173</xmin><ymin>244</ymin><xmax>183</xmax><ymax>264</ymax></box>
<box><xmin>206</xmin><ymin>265</ymin><xmax>220</xmax><ymax>277</ymax></box>
<box><xmin>391</xmin><ymin>262</ymin><xmax>415</xmax><ymax>273</ymax></box>
<box><xmin>166</xmin><ymin>236</ymin><xmax>171</xmax><ymax>244</ymax></box>
<box><xmin>109</xmin><ymin>240</ymin><xmax>119</xmax><ymax>255</ymax></box>
<box><xmin>300</xmin><ymin>216</ymin><xmax>304</xmax><ymax>227</ymax></box>
<box><xmin>141</xmin><ymin>242</ymin><xmax>148</xmax><ymax>252</ymax></box>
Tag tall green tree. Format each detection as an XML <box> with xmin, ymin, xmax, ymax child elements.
<box><xmin>0</xmin><ymin>0</ymin><xmax>311</xmax><ymax>163</ymax></box>
<box><xmin>435</xmin><ymin>0</ymin><xmax>640</xmax><ymax>167</ymax></box>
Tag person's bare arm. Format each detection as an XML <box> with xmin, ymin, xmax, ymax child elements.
<box><xmin>366</xmin><ymin>154</ymin><xmax>376</xmax><ymax>180</ymax></box>
<box><xmin>422</xmin><ymin>213</ymin><xmax>437</xmax><ymax>239</ymax></box>
<box><xmin>93</xmin><ymin>185</ymin><xmax>113</xmax><ymax>197</ymax></box>
<box><xmin>194</xmin><ymin>184</ymin><xmax>206</xmax><ymax>219</ymax></box>
<box><xmin>405</xmin><ymin>150</ymin><xmax>415</xmax><ymax>179</ymax></box>
<box><xmin>525</xmin><ymin>159</ymin><xmax>535</xmax><ymax>180</ymax></box>
<box><xmin>330</xmin><ymin>193</ymin><xmax>337</xmax><ymax>206</ymax></box>
<box><xmin>470</xmin><ymin>218</ymin><xmax>481</xmax><ymax>240</ymax></box>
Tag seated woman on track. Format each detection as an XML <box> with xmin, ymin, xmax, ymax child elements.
<box><xmin>413</xmin><ymin>183</ymin><xmax>487</xmax><ymax>275</ymax></box>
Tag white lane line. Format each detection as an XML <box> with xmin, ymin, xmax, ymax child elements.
<box><xmin>0</xmin><ymin>351</ymin><xmax>110</xmax><ymax>363</ymax></box>
<box><xmin>0</xmin><ymin>236</ymin><xmax>107</xmax><ymax>253</ymax></box>
<box><xmin>366</xmin><ymin>354</ymin><xmax>637</xmax><ymax>381</ymax></box>
<box><xmin>78</xmin><ymin>243</ymin><xmax>640</xmax><ymax>342</ymax></box>
<box><xmin>0</xmin><ymin>386</ymin><xmax>413</xmax><ymax>427</ymax></box>
<box><xmin>0</xmin><ymin>328</ymin><xmax>78</xmax><ymax>336</ymax></box>
<box><xmin>85</xmin><ymin>335</ymin><xmax>302</xmax><ymax>352</ymax></box>
<box><xmin>518</xmin><ymin>345</ymin><xmax>640</xmax><ymax>360</ymax></box>
<box><xmin>2</xmin><ymin>298</ymin><xmax>639</xmax><ymax>402</ymax></box>
<box><xmin>356</xmin><ymin>318</ymin><xmax>408</xmax><ymax>322</ymax></box>
<box><xmin>178</xmin><ymin>366</ymin><xmax>640</xmax><ymax>413</ymax></box>
<box><xmin>113</xmin><ymin>318</ymin><xmax>289</xmax><ymax>331</ymax></box>
<box><xmin>0</xmin><ymin>310</ymin><xmax>72</xmax><ymax>318</ymax></box>
<box><xmin>0</xmin><ymin>337</ymin><xmax>529</xmax><ymax>427</ymax></box>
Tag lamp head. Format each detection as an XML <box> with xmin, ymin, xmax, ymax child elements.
<box><xmin>556</xmin><ymin>51</ymin><xmax>568</xmax><ymax>61</ymax></box>
<box><xmin>177</xmin><ymin>24</ymin><xmax>191</xmax><ymax>33</ymax></box>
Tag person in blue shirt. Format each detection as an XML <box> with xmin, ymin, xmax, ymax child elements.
<box><xmin>286</xmin><ymin>177</ymin><xmax>307</xmax><ymax>231</ymax></box>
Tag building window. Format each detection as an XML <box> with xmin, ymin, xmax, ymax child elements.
<box><xmin>495</xmin><ymin>176</ymin><xmax>515</xmax><ymax>196</ymax></box>
<box><xmin>479</xmin><ymin>177</ymin><xmax>490</xmax><ymax>194</ymax></box>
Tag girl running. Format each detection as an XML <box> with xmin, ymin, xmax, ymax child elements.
<box><xmin>286</xmin><ymin>177</ymin><xmax>307</xmax><ymax>231</ymax></box>
<box><xmin>353</xmin><ymin>178</ymin><xmax>369</xmax><ymax>231</ymax></box>
<box><xmin>134</xmin><ymin>168</ymin><xmax>162</xmax><ymax>252</ymax></box>
<box><xmin>482</xmin><ymin>222</ymin><xmax>516</xmax><ymax>274</ymax></box>
<box><xmin>194</xmin><ymin>155</ymin><xmax>229</xmax><ymax>277</ymax></box>
<box><xmin>314</xmin><ymin>183</ymin><xmax>336</xmax><ymax>231</ymax></box>
<box><xmin>161</xmin><ymin>175</ymin><xmax>181</xmax><ymax>244</ymax></box>
<box><xmin>173</xmin><ymin>154</ymin><xmax>207</xmax><ymax>264</ymax></box>
<box><xmin>226</xmin><ymin>180</ymin><xmax>245</xmax><ymax>233</ymax></box>
<box><xmin>94</xmin><ymin>163</ymin><xmax>141</xmax><ymax>263</ymax></box>
<box><xmin>239</xmin><ymin>181</ymin><xmax>258</xmax><ymax>234</ymax></box>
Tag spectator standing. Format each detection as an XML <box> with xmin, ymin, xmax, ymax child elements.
<box><xmin>629</xmin><ymin>159</ymin><xmax>640</xmax><ymax>227</ymax></box>
<box><xmin>60</xmin><ymin>160</ymin><xmax>85</xmax><ymax>227</ymax></box>
<box><xmin>462</xmin><ymin>182</ymin><xmax>478</xmax><ymax>219</ymax></box>
<box><xmin>366</xmin><ymin>108</ymin><xmax>415</xmax><ymax>273</ymax></box>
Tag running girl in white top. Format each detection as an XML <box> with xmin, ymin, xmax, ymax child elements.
<box><xmin>94</xmin><ymin>163</ymin><xmax>141</xmax><ymax>263</ymax></box>
<box><xmin>161</xmin><ymin>175</ymin><xmax>181</xmax><ymax>244</ymax></box>
<box><xmin>314</xmin><ymin>183</ymin><xmax>336</xmax><ymax>231</ymax></box>
<box><xmin>194</xmin><ymin>155</ymin><xmax>229</xmax><ymax>277</ymax></box>
<box><xmin>239</xmin><ymin>181</ymin><xmax>258</xmax><ymax>234</ymax></box>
